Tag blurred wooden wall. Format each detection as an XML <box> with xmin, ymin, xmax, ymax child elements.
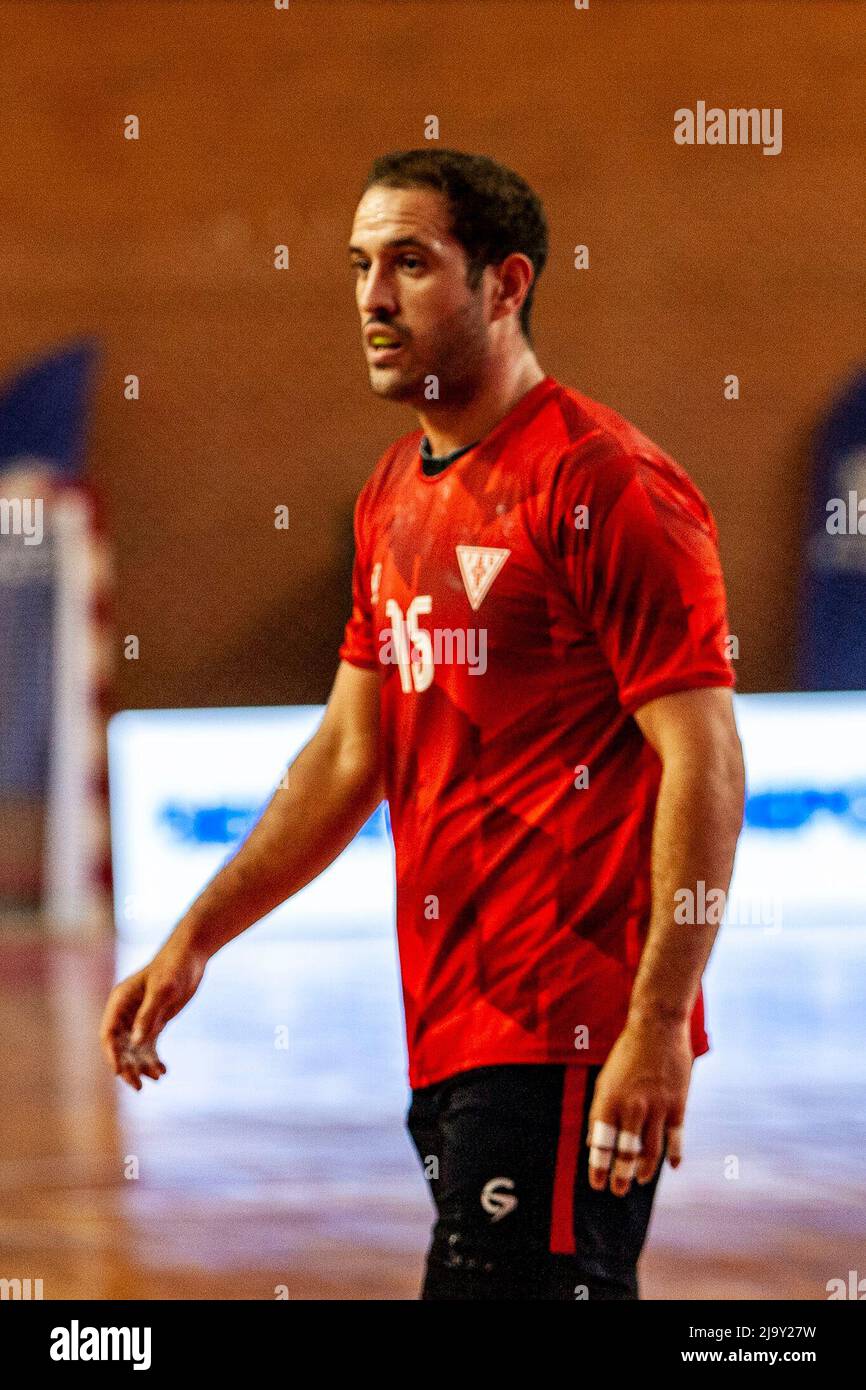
<box><xmin>2</xmin><ymin>0</ymin><xmax>862</xmax><ymax>707</ymax></box>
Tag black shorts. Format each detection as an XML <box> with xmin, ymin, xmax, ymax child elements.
<box><xmin>406</xmin><ymin>1062</ymin><xmax>664</xmax><ymax>1301</ymax></box>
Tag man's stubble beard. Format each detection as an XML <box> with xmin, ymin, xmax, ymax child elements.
<box><xmin>367</xmin><ymin>296</ymin><xmax>489</xmax><ymax>409</ymax></box>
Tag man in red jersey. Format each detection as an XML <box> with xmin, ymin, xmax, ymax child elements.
<box><xmin>102</xmin><ymin>149</ymin><xmax>745</xmax><ymax>1300</ymax></box>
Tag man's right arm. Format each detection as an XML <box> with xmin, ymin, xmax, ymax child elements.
<box><xmin>100</xmin><ymin>661</ymin><xmax>383</xmax><ymax>1086</ymax></box>
<box><xmin>176</xmin><ymin>660</ymin><xmax>383</xmax><ymax>958</ymax></box>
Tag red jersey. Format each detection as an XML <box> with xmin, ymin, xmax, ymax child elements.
<box><xmin>339</xmin><ymin>375</ymin><xmax>734</xmax><ymax>1088</ymax></box>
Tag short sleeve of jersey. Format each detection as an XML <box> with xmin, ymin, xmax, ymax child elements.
<box><xmin>548</xmin><ymin>450</ymin><xmax>735</xmax><ymax>714</ymax></box>
<box><xmin>338</xmin><ymin>480</ymin><xmax>379</xmax><ymax>671</ymax></box>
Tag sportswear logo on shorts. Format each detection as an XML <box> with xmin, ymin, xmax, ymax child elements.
<box><xmin>480</xmin><ymin>1176</ymin><xmax>518</xmax><ymax>1222</ymax></box>
<box><xmin>456</xmin><ymin>545</ymin><xmax>511</xmax><ymax>611</ymax></box>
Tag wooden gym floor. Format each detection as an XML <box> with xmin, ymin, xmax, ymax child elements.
<box><xmin>1</xmin><ymin>921</ymin><xmax>863</xmax><ymax>1300</ymax></box>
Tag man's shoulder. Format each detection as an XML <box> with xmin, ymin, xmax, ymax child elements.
<box><xmin>545</xmin><ymin>381</ymin><xmax>708</xmax><ymax>509</ymax></box>
<box><xmin>531</xmin><ymin>384</ymin><xmax>718</xmax><ymax>544</ymax></box>
<box><xmin>544</xmin><ymin>380</ymin><xmax>670</xmax><ymax>467</ymax></box>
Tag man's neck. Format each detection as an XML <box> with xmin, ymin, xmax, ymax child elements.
<box><xmin>417</xmin><ymin>357</ymin><xmax>546</xmax><ymax>457</ymax></box>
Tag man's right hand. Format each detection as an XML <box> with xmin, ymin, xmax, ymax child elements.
<box><xmin>99</xmin><ymin>937</ymin><xmax>209</xmax><ymax>1091</ymax></box>
<box><xmin>98</xmin><ymin>664</ymin><xmax>383</xmax><ymax>1092</ymax></box>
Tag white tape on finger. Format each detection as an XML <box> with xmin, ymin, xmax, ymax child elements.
<box><xmin>119</xmin><ymin>1039</ymin><xmax>160</xmax><ymax>1070</ymax></box>
<box><xmin>588</xmin><ymin>1146</ymin><xmax>613</xmax><ymax>1171</ymax></box>
<box><xmin>616</xmin><ymin>1130</ymin><xmax>642</xmax><ymax>1155</ymax></box>
<box><xmin>589</xmin><ymin>1120</ymin><xmax>617</xmax><ymax>1149</ymax></box>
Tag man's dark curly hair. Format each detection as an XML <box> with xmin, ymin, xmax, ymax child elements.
<box><xmin>362</xmin><ymin>148</ymin><xmax>548</xmax><ymax>345</ymax></box>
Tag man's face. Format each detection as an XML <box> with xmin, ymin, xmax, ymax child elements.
<box><xmin>349</xmin><ymin>184</ymin><xmax>492</xmax><ymax>405</ymax></box>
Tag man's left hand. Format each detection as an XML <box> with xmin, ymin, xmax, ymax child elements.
<box><xmin>586</xmin><ymin>1016</ymin><xmax>694</xmax><ymax>1196</ymax></box>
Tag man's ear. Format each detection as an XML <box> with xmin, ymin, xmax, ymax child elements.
<box><xmin>493</xmin><ymin>252</ymin><xmax>534</xmax><ymax>320</ymax></box>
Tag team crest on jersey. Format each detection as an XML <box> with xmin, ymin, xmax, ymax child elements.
<box><xmin>456</xmin><ymin>545</ymin><xmax>511</xmax><ymax>611</ymax></box>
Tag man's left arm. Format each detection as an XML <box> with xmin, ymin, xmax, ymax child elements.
<box><xmin>586</xmin><ymin>685</ymin><xmax>745</xmax><ymax>1196</ymax></box>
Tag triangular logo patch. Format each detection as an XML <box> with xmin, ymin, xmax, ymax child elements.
<box><xmin>456</xmin><ymin>545</ymin><xmax>511</xmax><ymax>611</ymax></box>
